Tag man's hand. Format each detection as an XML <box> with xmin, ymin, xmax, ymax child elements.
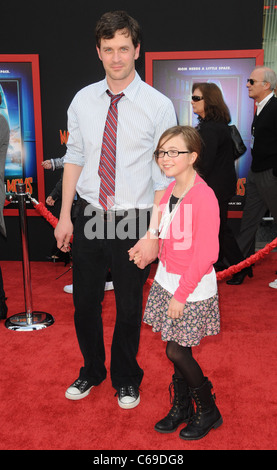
<box><xmin>46</xmin><ymin>196</ymin><xmax>56</xmax><ymax>206</ymax></box>
<box><xmin>54</xmin><ymin>217</ymin><xmax>73</xmax><ymax>252</ymax></box>
<box><xmin>41</xmin><ymin>160</ymin><xmax>52</xmax><ymax>170</ymax></box>
<box><xmin>129</xmin><ymin>189</ymin><xmax>164</xmax><ymax>269</ymax></box>
<box><xmin>54</xmin><ymin>162</ymin><xmax>82</xmax><ymax>252</ymax></box>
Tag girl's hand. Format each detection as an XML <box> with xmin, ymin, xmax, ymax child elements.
<box><xmin>167</xmin><ymin>297</ymin><xmax>185</xmax><ymax>319</ymax></box>
<box><xmin>128</xmin><ymin>233</ymin><xmax>159</xmax><ymax>269</ymax></box>
<box><xmin>133</xmin><ymin>253</ymin><xmax>142</xmax><ymax>265</ymax></box>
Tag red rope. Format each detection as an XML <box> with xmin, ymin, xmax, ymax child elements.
<box><xmin>216</xmin><ymin>236</ymin><xmax>277</xmax><ymax>280</ymax></box>
<box><xmin>32</xmin><ymin>200</ymin><xmax>72</xmax><ymax>244</ymax></box>
<box><xmin>35</xmin><ymin>202</ymin><xmax>59</xmax><ymax>228</ymax></box>
<box><xmin>147</xmin><ymin>236</ymin><xmax>277</xmax><ymax>286</ymax></box>
<box><xmin>32</xmin><ymin>199</ymin><xmax>277</xmax><ymax>282</ymax></box>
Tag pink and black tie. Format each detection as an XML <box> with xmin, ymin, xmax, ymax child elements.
<box><xmin>98</xmin><ymin>90</ymin><xmax>124</xmax><ymax>210</ymax></box>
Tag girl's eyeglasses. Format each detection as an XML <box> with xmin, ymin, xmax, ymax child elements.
<box><xmin>154</xmin><ymin>150</ymin><xmax>190</xmax><ymax>159</ymax></box>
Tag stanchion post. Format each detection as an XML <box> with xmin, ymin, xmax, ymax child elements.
<box><xmin>5</xmin><ymin>183</ymin><xmax>55</xmax><ymax>331</ymax></box>
<box><xmin>17</xmin><ymin>183</ymin><xmax>33</xmax><ymax>324</ymax></box>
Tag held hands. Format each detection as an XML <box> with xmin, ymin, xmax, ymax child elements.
<box><xmin>167</xmin><ymin>297</ymin><xmax>185</xmax><ymax>319</ymax></box>
<box><xmin>128</xmin><ymin>231</ymin><xmax>159</xmax><ymax>269</ymax></box>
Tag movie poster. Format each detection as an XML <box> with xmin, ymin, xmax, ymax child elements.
<box><xmin>0</xmin><ymin>55</ymin><xmax>44</xmax><ymax>215</ymax></box>
<box><xmin>145</xmin><ymin>50</ymin><xmax>264</xmax><ymax>216</ymax></box>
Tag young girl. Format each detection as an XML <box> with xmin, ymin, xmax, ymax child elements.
<box><xmin>143</xmin><ymin>125</ymin><xmax>223</xmax><ymax>440</ymax></box>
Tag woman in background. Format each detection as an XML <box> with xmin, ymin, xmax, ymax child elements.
<box><xmin>191</xmin><ymin>82</ymin><xmax>252</xmax><ymax>285</ymax></box>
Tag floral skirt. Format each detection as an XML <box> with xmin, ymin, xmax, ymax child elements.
<box><xmin>143</xmin><ymin>280</ymin><xmax>220</xmax><ymax>347</ymax></box>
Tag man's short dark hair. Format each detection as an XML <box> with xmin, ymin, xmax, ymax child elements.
<box><xmin>95</xmin><ymin>10</ymin><xmax>141</xmax><ymax>49</ymax></box>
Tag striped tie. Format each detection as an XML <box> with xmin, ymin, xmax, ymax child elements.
<box><xmin>98</xmin><ymin>90</ymin><xmax>124</xmax><ymax>210</ymax></box>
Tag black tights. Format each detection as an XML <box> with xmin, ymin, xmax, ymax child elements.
<box><xmin>166</xmin><ymin>341</ymin><xmax>204</xmax><ymax>388</ymax></box>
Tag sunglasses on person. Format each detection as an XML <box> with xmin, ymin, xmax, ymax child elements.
<box><xmin>247</xmin><ymin>78</ymin><xmax>265</xmax><ymax>85</ymax></box>
<box><xmin>191</xmin><ymin>95</ymin><xmax>204</xmax><ymax>102</ymax></box>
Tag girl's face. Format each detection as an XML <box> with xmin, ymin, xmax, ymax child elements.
<box><xmin>157</xmin><ymin>134</ymin><xmax>197</xmax><ymax>180</ymax></box>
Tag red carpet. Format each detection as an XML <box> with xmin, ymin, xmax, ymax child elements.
<box><xmin>0</xmin><ymin>255</ymin><xmax>276</xmax><ymax>451</ymax></box>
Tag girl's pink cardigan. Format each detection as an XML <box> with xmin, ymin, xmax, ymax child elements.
<box><xmin>158</xmin><ymin>174</ymin><xmax>220</xmax><ymax>303</ymax></box>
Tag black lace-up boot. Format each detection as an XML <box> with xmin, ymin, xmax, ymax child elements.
<box><xmin>154</xmin><ymin>375</ymin><xmax>194</xmax><ymax>433</ymax></box>
<box><xmin>179</xmin><ymin>377</ymin><xmax>223</xmax><ymax>440</ymax></box>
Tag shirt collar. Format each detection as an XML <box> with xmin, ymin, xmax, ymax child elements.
<box><xmin>98</xmin><ymin>71</ymin><xmax>141</xmax><ymax>101</ymax></box>
<box><xmin>256</xmin><ymin>92</ymin><xmax>273</xmax><ymax>113</ymax></box>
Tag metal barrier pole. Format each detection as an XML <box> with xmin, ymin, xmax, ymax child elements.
<box><xmin>5</xmin><ymin>183</ymin><xmax>54</xmax><ymax>331</ymax></box>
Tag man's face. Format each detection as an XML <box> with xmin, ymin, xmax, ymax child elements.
<box><xmin>96</xmin><ymin>30</ymin><xmax>140</xmax><ymax>90</ymax></box>
<box><xmin>247</xmin><ymin>68</ymin><xmax>270</xmax><ymax>102</ymax></box>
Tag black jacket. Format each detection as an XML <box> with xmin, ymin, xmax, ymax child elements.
<box><xmin>196</xmin><ymin>119</ymin><xmax>237</xmax><ymax>202</ymax></box>
<box><xmin>251</xmin><ymin>96</ymin><xmax>277</xmax><ymax>175</ymax></box>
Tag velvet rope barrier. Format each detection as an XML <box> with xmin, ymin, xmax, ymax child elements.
<box><xmin>28</xmin><ymin>195</ymin><xmax>59</xmax><ymax>228</ymax></box>
<box><xmin>5</xmin><ymin>186</ymin><xmax>55</xmax><ymax>331</ymax></box>
<box><xmin>28</xmin><ymin>196</ymin><xmax>277</xmax><ymax>282</ymax></box>
<box><xmin>27</xmin><ymin>195</ymin><xmax>73</xmax><ymax>244</ymax></box>
<box><xmin>216</xmin><ymin>236</ymin><xmax>277</xmax><ymax>281</ymax></box>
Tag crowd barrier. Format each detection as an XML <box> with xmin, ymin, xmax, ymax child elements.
<box><xmin>28</xmin><ymin>195</ymin><xmax>277</xmax><ymax>282</ymax></box>
<box><xmin>5</xmin><ymin>186</ymin><xmax>55</xmax><ymax>331</ymax></box>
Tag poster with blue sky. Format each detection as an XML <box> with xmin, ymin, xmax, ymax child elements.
<box><xmin>0</xmin><ymin>55</ymin><xmax>44</xmax><ymax>214</ymax></box>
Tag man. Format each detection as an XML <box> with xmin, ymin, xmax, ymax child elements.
<box><xmin>0</xmin><ymin>95</ymin><xmax>10</xmax><ymax>319</ymax></box>
<box><xmin>55</xmin><ymin>11</ymin><xmax>176</xmax><ymax>409</ymax></box>
<box><xmin>236</xmin><ymin>66</ymin><xmax>277</xmax><ymax>273</ymax></box>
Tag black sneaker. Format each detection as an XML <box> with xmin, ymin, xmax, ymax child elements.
<box><xmin>65</xmin><ymin>379</ymin><xmax>94</xmax><ymax>401</ymax></box>
<box><xmin>116</xmin><ymin>386</ymin><xmax>140</xmax><ymax>409</ymax></box>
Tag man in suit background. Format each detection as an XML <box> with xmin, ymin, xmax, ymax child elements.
<box><xmin>236</xmin><ymin>66</ymin><xmax>277</xmax><ymax>268</ymax></box>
